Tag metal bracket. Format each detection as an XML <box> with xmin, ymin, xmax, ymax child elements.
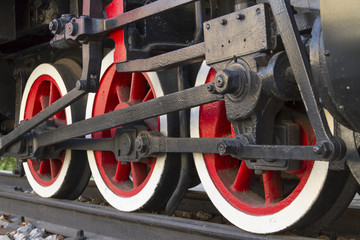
<box><xmin>204</xmin><ymin>4</ymin><xmax>273</xmax><ymax>65</ymax></box>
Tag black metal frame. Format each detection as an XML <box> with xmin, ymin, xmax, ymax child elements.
<box><xmin>0</xmin><ymin>0</ymin><xmax>354</xmax><ymax>172</ymax></box>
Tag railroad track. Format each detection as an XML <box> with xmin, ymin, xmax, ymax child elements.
<box><xmin>0</xmin><ymin>172</ymin><xmax>359</xmax><ymax>240</ymax></box>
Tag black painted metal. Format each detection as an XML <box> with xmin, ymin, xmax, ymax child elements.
<box><xmin>317</xmin><ymin>0</ymin><xmax>360</xmax><ymax>132</ymax></box>
<box><xmin>268</xmin><ymin>0</ymin><xmax>344</xmax><ymax>163</ymax></box>
<box><xmin>165</xmin><ymin>66</ymin><xmax>193</xmax><ymax>215</ymax></box>
<box><xmin>116</xmin><ymin>43</ymin><xmax>205</xmax><ymax>72</ymax></box>
<box><xmin>337</xmin><ymin>123</ymin><xmax>360</xmax><ymax>184</ymax></box>
<box><xmin>268</xmin><ymin>0</ymin><xmax>328</xmax><ymax>141</ymax></box>
<box><xmin>0</xmin><ymin>1</ymin><xmax>15</xmax><ymax>44</ymax></box>
<box><xmin>51</xmin><ymin>0</ymin><xmax>198</xmax><ymax>45</ymax></box>
<box><xmin>32</xmin><ymin>131</ymin><xmax>327</xmax><ymax>164</ymax></box>
<box><xmin>141</xmin><ymin>133</ymin><xmax>327</xmax><ymax>162</ymax></box>
<box><xmin>204</xmin><ymin>4</ymin><xmax>273</xmax><ymax>65</ymax></box>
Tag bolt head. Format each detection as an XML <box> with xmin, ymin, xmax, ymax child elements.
<box><xmin>206</xmin><ymin>24</ymin><xmax>210</xmax><ymax>30</ymax></box>
<box><xmin>135</xmin><ymin>135</ymin><xmax>149</xmax><ymax>155</ymax></box>
<box><xmin>217</xmin><ymin>143</ymin><xmax>226</xmax><ymax>156</ymax></box>
<box><xmin>313</xmin><ymin>144</ymin><xmax>323</xmax><ymax>155</ymax></box>
<box><xmin>49</xmin><ymin>20</ymin><xmax>59</xmax><ymax>32</ymax></box>
<box><xmin>216</xmin><ymin>76</ymin><xmax>225</xmax><ymax>88</ymax></box>
<box><xmin>207</xmin><ymin>83</ymin><xmax>216</xmax><ymax>93</ymax></box>
<box><xmin>67</xmin><ymin>22</ymin><xmax>77</xmax><ymax>36</ymax></box>
<box><xmin>217</xmin><ymin>140</ymin><xmax>240</xmax><ymax>156</ymax></box>
<box><xmin>313</xmin><ymin>142</ymin><xmax>330</xmax><ymax>158</ymax></box>
<box><xmin>49</xmin><ymin>22</ymin><xmax>54</xmax><ymax>30</ymax></box>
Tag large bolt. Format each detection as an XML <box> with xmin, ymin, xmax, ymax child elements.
<box><xmin>214</xmin><ymin>63</ymin><xmax>248</xmax><ymax>96</ymax></box>
<box><xmin>76</xmin><ymin>80</ymin><xmax>86</xmax><ymax>90</ymax></box>
<box><xmin>216</xmin><ymin>76</ymin><xmax>225</xmax><ymax>88</ymax></box>
<box><xmin>49</xmin><ymin>19</ymin><xmax>62</xmax><ymax>34</ymax></box>
<box><xmin>207</xmin><ymin>82</ymin><xmax>216</xmax><ymax>94</ymax></box>
<box><xmin>120</xmin><ymin>133</ymin><xmax>132</xmax><ymax>156</ymax></box>
<box><xmin>313</xmin><ymin>142</ymin><xmax>330</xmax><ymax>158</ymax></box>
<box><xmin>67</xmin><ymin>22</ymin><xmax>78</xmax><ymax>36</ymax></box>
<box><xmin>135</xmin><ymin>135</ymin><xmax>149</xmax><ymax>155</ymax></box>
<box><xmin>217</xmin><ymin>139</ymin><xmax>240</xmax><ymax>156</ymax></box>
<box><xmin>49</xmin><ymin>21</ymin><xmax>56</xmax><ymax>31</ymax></box>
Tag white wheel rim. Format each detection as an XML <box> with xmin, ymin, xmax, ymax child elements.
<box><xmin>190</xmin><ymin>61</ymin><xmax>330</xmax><ymax>233</ymax></box>
<box><xmin>86</xmin><ymin>50</ymin><xmax>168</xmax><ymax>211</ymax></box>
<box><xmin>19</xmin><ymin>64</ymin><xmax>72</xmax><ymax>198</ymax></box>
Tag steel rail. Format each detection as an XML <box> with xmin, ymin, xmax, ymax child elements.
<box><xmin>0</xmin><ymin>187</ymin><xmax>310</xmax><ymax>240</ymax></box>
<box><xmin>0</xmin><ymin>174</ymin><xmax>359</xmax><ymax>239</ymax></box>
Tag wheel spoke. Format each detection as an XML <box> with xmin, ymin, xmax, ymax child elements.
<box><xmin>40</xmin><ymin>95</ymin><xmax>49</xmax><ymax>110</ymax></box>
<box><xmin>50</xmin><ymin>159</ymin><xmax>62</xmax><ymax>179</ymax></box>
<box><xmin>130</xmin><ymin>162</ymin><xmax>147</xmax><ymax>188</ymax></box>
<box><xmin>143</xmin><ymin>118</ymin><xmax>158</xmax><ymax>131</ymax></box>
<box><xmin>49</xmin><ymin>82</ymin><xmax>59</xmax><ymax>105</ymax></box>
<box><xmin>262</xmin><ymin>171</ymin><xmax>282</xmax><ymax>204</ymax></box>
<box><xmin>232</xmin><ymin>161</ymin><xmax>254</xmax><ymax>192</ymax></box>
<box><xmin>54</xmin><ymin>119</ymin><xmax>67</xmax><ymax>127</ymax></box>
<box><xmin>143</xmin><ymin>89</ymin><xmax>154</xmax><ymax>102</ymax></box>
<box><xmin>200</xmin><ymin>101</ymin><xmax>231</xmax><ymax>138</ymax></box>
<box><xmin>116</xmin><ymin>85</ymin><xmax>130</xmax><ymax>103</ymax></box>
<box><xmin>114</xmin><ymin>162</ymin><xmax>131</xmax><ymax>182</ymax></box>
<box><xmin>38</xmin><ymin>160</ymin><xmax>50</xmax><ymax>175</ymax></box>
<box><xmin>129</xmin><ymin>73</ymin><xmax>147</xmax><ymax>102</ymax></box>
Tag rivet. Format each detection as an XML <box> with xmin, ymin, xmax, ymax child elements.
<box><xmin>236</xmin><ymin>14</ymin><xmax>246</xmax><ymax>20</ymax></box>
<box><xmin>220</xmin><ymin>19</ymin><xmax>227</xmax><ymax>25</ymax></box>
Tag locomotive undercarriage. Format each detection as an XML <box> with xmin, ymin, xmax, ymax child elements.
<box><xmin>1</xmin><ymin>0</ymin><xmax>360</xmax><ymax>235</ymax></box>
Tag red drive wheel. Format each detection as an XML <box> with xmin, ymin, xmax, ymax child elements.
<box><xmin>86</xmin><ymin>51</ymin><xmax>179</xmax><ymax>211</ymax></box>
<box><xmin>20</xmin><ymin>59</ymin><xmax>90</xmax><ymax>199</ymax></box>
<box><xmin>191</xmin><ymin>62</ymin><xmax>357</xmax><ymax>234</ymax></box>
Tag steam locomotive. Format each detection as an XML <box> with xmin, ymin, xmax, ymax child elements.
<box><xmin>0</xmin><ymin>0</ymin><xmax>359</xmax><ymax>235</ymax></box>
